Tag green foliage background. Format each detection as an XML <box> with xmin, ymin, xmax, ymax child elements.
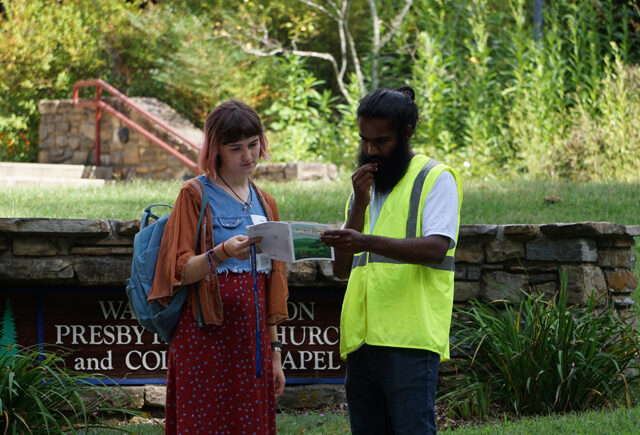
<box><xmin>1</xmin><ymin>0</ymin><xmax>640</xmax><ymax>181</ymax></box>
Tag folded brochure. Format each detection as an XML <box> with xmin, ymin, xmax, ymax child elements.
<box><xmin>246</xmin><ymin>221</ymin><xmax>334</xmax><ymax>263</ymax></box>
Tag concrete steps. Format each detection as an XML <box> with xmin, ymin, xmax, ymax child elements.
<box><xmin>0</xmin><ymin>162</ymin><xmax>112</xmax><ymax>187</ymax></box>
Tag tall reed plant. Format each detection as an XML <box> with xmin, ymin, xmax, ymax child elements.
<box><xmin>445</xmin><ymin>274</ymin><xmax>640</xmax><ymax>418</ymax></box>
<box><xmin>410</xmin><ymin>0</ymin><xmax>639</xmax><ymax>180</ymax></box>
<box><xmin>555</xmin><ymin>47</ymin><xmax>640</xmax><ymax>180</ymax></box>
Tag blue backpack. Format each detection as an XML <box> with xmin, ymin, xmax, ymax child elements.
<box><xmin>126</xmin><ymin>176</ymin><xmax>208</xmax><ymax>344</ymax></box>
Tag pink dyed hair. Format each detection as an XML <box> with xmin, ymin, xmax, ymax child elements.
<box><xmin>198</xmin><ymin>100</ymin><xmax>270</xmax><ymax>178</ymax></box>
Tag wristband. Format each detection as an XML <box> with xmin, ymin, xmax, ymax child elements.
<box><xmin>206</xmin><ymin>248</ymin><xmax>223</xmax><ymax>273</ymax></box>
<box><xmin>221</xmin><ymin>241</ymin><xmax>231</xmax><ymax>258</ymax></box>
<box><xmin>205</xmin><ymin>249</ymin><xmax>215</xmax><ymax>273</ymax></box>
<box><xmin>210</xmin><ymin>248</ymin><xmax>225</xmax><ymax>265</ymax></box>
<box><xmin>270</xmin><ymin>341</ymin><xmax>282</xmax><ymax>353</ymax></box>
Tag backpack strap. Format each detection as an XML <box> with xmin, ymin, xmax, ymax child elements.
<box><xmin>191</xmin><ymin>176</ymin><xmax>210</xmax><ymax>327</ymax></box>
<box><xmin>140</xmin><ymin>203</ymin><xmax>173</xmax><ymax>230</ymax></box>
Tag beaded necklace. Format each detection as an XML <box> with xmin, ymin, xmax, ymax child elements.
<box><xmin>218</xmin><ymin>174</ymin><xmax>252</xmax><ymax>212</ymax></box>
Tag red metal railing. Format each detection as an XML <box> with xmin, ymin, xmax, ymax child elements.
<box><xmin>72</xmin><ymin>79</ymin><xmax>201</xmax><ymax>172</ymax></box>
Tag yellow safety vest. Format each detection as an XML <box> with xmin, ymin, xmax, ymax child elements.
<box><xmin>340</xmin><ymin>154</ymin><xmax>462</xmax><ymax>361</ymax></box>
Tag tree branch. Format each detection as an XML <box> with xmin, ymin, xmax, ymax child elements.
<box><xmin>367</xmin><ymin>0</ymin><xmax>381</xmax><ymax>88</ymax></box>
<box><xmin>380</xmin><ymin>0</ymin><xmax>414</xmax><ymax>47</ymax></box>
<box><xmin>298</xmin><ymin>0</ymin><xmax>338</xmax><ymax>20</ymax></box>
<box><xmin>367</xmin><ymin>0</ymin><xmax>414</xmax><ymax>89</ymax></box>
<box><xmin>345</xmin><ymin>19</ymin><xmax>365</xmax><ymax>97</ymax></box>
<box><xmin>223</xmin><ymin>0</ymin><xmax>379</xmax><ymax>103</ymax></box>
<box><xmin>290</xmin><ymin>49</ymin><xmax>352</xmax><ymax>102</ymax></box>
<box><xmin>337</xmin><ymin>0</ymin><xmax>348</xmax><ymax>85</ymax></box>
<box><xmin>236</xmin><ymin>38</ymin><xmax>352</xmax><ymax>102</ymax></box>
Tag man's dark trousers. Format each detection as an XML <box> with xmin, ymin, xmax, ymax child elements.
<box><xmin>345</xmin><ymin>343</ymin><xmax>440</xmax><ymax>434</ymax></box>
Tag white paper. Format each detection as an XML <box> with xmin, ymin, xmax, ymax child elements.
<box><xmin>246</xmin><ymin>221</ymin><xmax>335</xmax><ymax>263</ymax></box>
<box><xmin>256</xmin><ymin>252</ymin><xmax>272</xmax><ymax>272</ymax></box>
<box><xmin>251</xmin><ymin>214</ymin><xmax>267</xmax><ymax>225</ymax></box>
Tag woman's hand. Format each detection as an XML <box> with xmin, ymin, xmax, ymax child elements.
<box><xmin>221</xmin><ymin>235</ymin><xmax>262</xmax><ymax>260</ymax></box>
<box><xmin>272</xmin><ymin>351</ymin><xmax>285</xmax><ymax>400</ymax></box>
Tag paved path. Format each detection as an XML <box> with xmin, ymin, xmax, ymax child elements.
<box><xmin>0</xmin><ymin>162</ymin><xmax>112</xmax><ymax>187</ymax></box>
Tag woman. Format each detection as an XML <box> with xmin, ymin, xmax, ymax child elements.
<box><xmin>149</xmin><ymin>100</ymin><xmax>289</xmax><ymax>434</ymax></box>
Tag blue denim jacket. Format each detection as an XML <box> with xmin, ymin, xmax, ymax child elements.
<box><xmin>201</xmin><ymin>177</ymin><xmax>267</xmax><ymax>273</ymax></box>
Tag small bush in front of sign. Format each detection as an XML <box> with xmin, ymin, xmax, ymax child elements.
<box><xmin>0</xmin><ymin>344</ymin><xmax>143</xmax><ymax>434</ymax></box>
<box><xmin>444</xmin><ymin>272</ymin><xmax>640</xmax><ymax>419</ymax></box>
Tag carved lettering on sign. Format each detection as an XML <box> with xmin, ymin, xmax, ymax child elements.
<box><xmin>98</xmin><ymin>300</ymin><xmax>137</xmax><ymax>320</ymax></box>
<box><xmin>4</xmin><ymin>289</ymin><xmax>346</xmax><ymax>381</ymax></box>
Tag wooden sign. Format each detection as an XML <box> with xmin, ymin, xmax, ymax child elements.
<box><xmin>278</xmin><ymin>288</ymin><xmax>345</xmax><ymax>382</ymax></box>
<box><xmin>0</xmin><ymin>287</ymin><xmax>345</xmax><ymax>384</ymax></box>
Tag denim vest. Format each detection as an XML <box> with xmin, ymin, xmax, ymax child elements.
<box><xmin>201</xmin><ymin>177</ymin><xmax>267</xmax><ymax>273</ymax></box>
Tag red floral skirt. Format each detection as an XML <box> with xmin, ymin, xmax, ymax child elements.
<box><xmin>164</xmin><ymin>272</ymin><xmax>275</xmax><ymax>434</ymax></box>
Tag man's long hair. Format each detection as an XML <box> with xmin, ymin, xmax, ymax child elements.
<box><xmin>357</xmin><ymin>86</ymin><xmax>419</xmax><ymax>146</ymax></box>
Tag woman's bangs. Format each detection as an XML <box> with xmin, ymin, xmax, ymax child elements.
<box><xmin>217</xmin><ymin>112</ymin><xmax>262</xmax><ymax>145</ymax></box>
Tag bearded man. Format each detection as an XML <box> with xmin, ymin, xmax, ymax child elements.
<box><xmin>321</xmin><ymin>86</ymin><xmax>463</xmax><ymax>434</ymax></box>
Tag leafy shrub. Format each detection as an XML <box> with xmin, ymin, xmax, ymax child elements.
<box><xmin>263</xmin><ymin>56</ymin><xmax>340</xmax><ymax>163</ymax></box>
<box><xmin>444</xmin><ymin>274</ymin><xmax>640</xmax><ymax>418</ymax></box>
<box><xmin>0</xmin><ymin>130</ymin><xmax>37</xmax><ymax>162</ymax></box>
<box><xmin>0</xmin><ymin>344</ymin><xmax>140</xmax><ymax>434</ymax></box>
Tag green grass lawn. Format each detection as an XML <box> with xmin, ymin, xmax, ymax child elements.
<box><xmin>442</xmin><ymin>404</ymin><xmax>640</xmax><ymax>434</ymax></box>
<box><xmin>97</xmin><ymin>404</ymin><xmax>640</xmax><ymax>434</ymax></box>
<box><xmin>1</xmin><ymin>177</ymin><xmax>639</xmax><ymax>225</ymax></box>
<box><xmin>276</xmin><ymin>410</ymin><xmax>350</xmax><ymax>434</ymax></box>
<box><xmin>459</xmin><ymin>178</ymin><xmax>640</xmax><ymax>225</ymax></box>
<box><xmin>290</xmin><ymin>405</ymin><xmax>640</xmax><ymax>434</ymax></box>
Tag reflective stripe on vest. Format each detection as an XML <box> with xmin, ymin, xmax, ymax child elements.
<box><xmin>353</xmin><ymin>252</ymin><xmax>455</xmax><ymax>270</ymax></box>
<box><xmin>350</xmin><ymin>158</ymin><xmax>455</xmax><ymax>272</ymax></box>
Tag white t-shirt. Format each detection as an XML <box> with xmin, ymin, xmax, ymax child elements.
<box><xmin>369</xmin><ymin>171</ymin><xmax>459</xmax><ymax>244</ymax></box>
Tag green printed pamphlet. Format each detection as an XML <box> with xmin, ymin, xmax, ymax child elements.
<box><xmin>246</xmin><ymin>221</ymin><xmax>334</xmax><ymax>263</ymax></box>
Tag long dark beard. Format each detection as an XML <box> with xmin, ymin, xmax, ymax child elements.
<box><xmin>357</xmin><ymin>136</ymin><xmax>413</xmax><ymax>194</ymax></box>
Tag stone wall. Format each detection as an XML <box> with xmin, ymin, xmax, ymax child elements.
<box><xmin>38</xmin><ymin>98</ymin><xmax>201</xmax><ymax>180</ymax></box>
<box><xmin>0</xmin><ymin>218</ymin><xmax>637</xmax><ymax>411</ymax></box>
<box><xmin>453</xmin><ymin>223</ymin><xmax>638</xmax><ymax>310</ymax></box>
<box><xmin>252</xmin><ymin>162</ymin><xmax>338</xmax><ymax>182</ymax></box>
<box><xmin>37</xmin><ymin>98</ymin><xmax>338</xmax><ymax>182</ymax></box>
<box><xmin>2</xmin><ymin>219</ymin><xmax>635</xmax><ymax>300</ymax></box>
